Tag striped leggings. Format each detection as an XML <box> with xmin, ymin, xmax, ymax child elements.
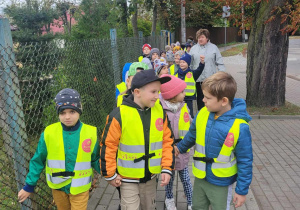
<box><xmin>165</xmin><ymin>167</ymin><xmax>193</xmax><ymax>206</ymax></box>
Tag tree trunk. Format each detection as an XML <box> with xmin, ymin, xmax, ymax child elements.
<box><xmin>131</xmin><ymin>2</ymin><xmax>138</xmax><ymax>38</ymax></box>
<box><xmin>151</xmin><ymin>3</ymin><xmax>157</xmax><ymax>35</ymax></box>
<box><xmin>120</xmin><ymin>0</ymin><xmax>129</xmax><ymax>37</ymax></box>
<box><xmin>246</xmin><ymin>0</ymin><xmax>289</xmax><ymax>107</ymax></box>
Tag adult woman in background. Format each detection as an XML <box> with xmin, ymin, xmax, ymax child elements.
<box><xmin>189</xmin><ymin>29</ymin><xmax>225</xmax><ymax>110</ymax></box>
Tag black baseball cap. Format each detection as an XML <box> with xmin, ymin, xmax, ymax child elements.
<box><xmin>131</xmin><ymin>69</ymin><xmax>171</xmax><ymax>91</ymax></box>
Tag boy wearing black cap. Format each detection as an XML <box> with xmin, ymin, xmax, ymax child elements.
<box><xmin>18</xmin><ymin>88</ymin><xmax>100</xmax><ymax>209</ymax></box>
<box><xmin>100</xmin><ymin>70</ymin><xmax>175</xmax><ymax>210</ymax></box>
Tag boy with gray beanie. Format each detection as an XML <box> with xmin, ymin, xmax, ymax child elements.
<box><xmin>18</xmin><ymin>88</ymin><xmax>100</xmax><ymax>210</ymax></box>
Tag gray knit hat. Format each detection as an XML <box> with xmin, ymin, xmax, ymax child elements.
<box><xmin>54</xmin><ymin>88</ymin><xmax>82</xmax><ymax>114</ymax></box>
<box><xmin>149</xmin><ymin>48</ymin><xmax>160</xmax><ymax>59</ymax></box>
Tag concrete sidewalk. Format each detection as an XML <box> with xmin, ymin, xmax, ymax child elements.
<box><xmin>87</xmin><ymin>155</ymin><xmax>259</xmax><ymax>210</ymax></box>
<box><xmin>87</xmin><ymin>44</ymin><xmax>300</xmax><ymax>210</ymax></box>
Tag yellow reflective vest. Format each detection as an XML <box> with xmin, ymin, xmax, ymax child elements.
<box><xmin>169</xmin><ymin>64</ymin><xmax>175</xmax><ymax>75</ymax></box>
<box><xmin>117</xmin><ymin>102</ymin><xmax>164</xmax><ymax>178</ymax></box>
<box><xmin>44</xmin><ymin>122</ymin><xmax>97</xmax><ymax>195</ymax></box>
<box><xmin>178</xmin><ymin>103</ymin><xmax>190</xmax><ymax>139</ymax></box>
<box><xmin>193</xmin><ymin>107</ymin><xmax>248</xmax><ymax>179</ymax></box>
<box><xmin>175</xmin><ymin>72</ymin><xmax>196</xmax><ymax>96</ymax></box>
<box><xmin>138</xmin><ymin>56</ymin><xmax>143</xmax><ymax>62</ymax></box>
<box><xmin>116</xmin><ymin>82</ymin><xmax>127</xmax><ymax>95</ymax></box>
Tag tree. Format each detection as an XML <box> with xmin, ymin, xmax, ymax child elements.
<box><xmin>69</xmin><ymin>0</ymin><xmax>120</xmax><ymax>39</ymax></box>
<box><xmin>246</xmin><ymin>0</ymin><xmax>289</xmax><ymax>106</ymax></box>
<box><xmin>130</xmin><ymin>0</ymin><xmax>139</xmax><ymax>37</ymax></box>
<box><xmin>117</xmin><ymin>0</ymin><xmax>130</xmax><ymax>37</ymax></box>
<box><xmin>213</xmin><ymin>0</ymin><xmax>300</xmax><ymax>106</ymax></box>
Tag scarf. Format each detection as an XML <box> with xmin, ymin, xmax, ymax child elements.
<box><xmin>164</xmin><ymin>100</ymin><xmax>181</xmax><ymax>113</ymax></box>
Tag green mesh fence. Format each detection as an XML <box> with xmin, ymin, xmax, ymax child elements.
<box><xmin>0</xmin><ymin>35</ymin><xmax>166</xmax><ymax>209</ymax></box>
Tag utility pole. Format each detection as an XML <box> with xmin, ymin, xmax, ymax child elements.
<box><xmin>181</xmin><ymin>0</ymin><xmax>186</xmax><ymax>44</ymax></box>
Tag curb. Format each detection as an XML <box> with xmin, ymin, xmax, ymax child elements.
<box><xmin>250</xmin><ymin>115</ymin><xmax>300</xmax><ymax>120</ymax></box>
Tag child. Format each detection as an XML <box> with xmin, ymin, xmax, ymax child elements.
<box><xmin>185</xmin><ymin>43</ymin><xmax>192</xmax><ymax>54</ymax></box>
<box><xmin>142</xmin><ymin>48</ymin><xmax>160</xmax><ymax>69</ymax></box>
<box><xmin>154</xmin><ymin>57</ymin><xmax>169</xmax><ymax>77</ymax></box>
<box><xmin>100</xmin><ymin>70</ymin><xmax>174</xmax><ymax>210</ymax></box>
<box><xmin>169</xmin><ymin>50</ymin><xmax>184</xmax><ymax>75</ymax></box>
<box><xmin>115</xmin><ymin>63</ymin><xmax>132</xmax><ymax>99</ymax></box>
<box><xmin>173</xmin><ymin>46</ymin><xmax>181</xmax><ymax>54</ymax></box>
<box><xmin>139</xmin><ymin>44</ymin><xmax>152</xmax><ymax>62</ymax></box>
<box><xmin>175</xmin><ymin>72</ymin><xmax>253</xmax><ymax>210</ymax></box>
<box><xmin>175</xmin><ymin>53</ymin><xmax>205</xmax><ymax>118</ymax></box>
<box><xmin>166</xmin><ymin>51</ymin><xmax>175</xmax><ymax>68</ymax></box>
<box><xmin>116</xmin><ymin>62</ymin><xmax>149</xmax><ymax>107</ymax></box>
<box><xmin>161</xmin><ymin>50</ymin><xmax>166</xmax><ymax>59</ymax></box>
<box><xmin>17</xmin><ymin>88</ymin><xmax>100</xmax><ymax>209</ymax></box>
<box><xmin>160</xmin><ymin>75</ymin><xmax>193</xmax><ymax>210</ymax></box>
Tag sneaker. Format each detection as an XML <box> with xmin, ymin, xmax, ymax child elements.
<box><xmin>188</xmin><ymin>205</ymin><xmax>192</xmax><ymax>210</ymax></box>
<box><xmin>165</xmin><ymin>198</ymin><xmax>177</xmax><ymax>210</ymax></box>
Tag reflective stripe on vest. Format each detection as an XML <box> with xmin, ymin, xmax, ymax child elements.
<box><xmin>170</xmin><ymin>65</ymin><xmax>175</xmax><ymax>75</ymax></box>
<box><xmin>118</xmin><ymin>103</ymin><xmax>164</xmax><ymax>178</ymax></box>
<box><xmin>116</xmin><ymin>82</ymin><xmax>127</xmax><ymax>95</ymax></box>
<box><xmin>44</xmin><ymin>122</ymin><xmax>97</xmax><ymax>195</ymax></box>
<box><xmin>193</xmin><ymin>107</ymin><xmax>248</xmax><ymax>178</ymax></box>
<box><xmin>175</xmin><ymin>72</ymin><xmax>196</xmax><ymax>96</ymax></box>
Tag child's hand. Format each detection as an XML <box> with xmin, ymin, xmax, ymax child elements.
<box><xmin>200</xmin><ymin>55</ymin><xmax>205</xmax><ymax>64</ymax></box>
<box><xmin>233</xmin><ymin>193</ymin><xmax>246</xmax><ymax>208</ymax></box>
<box><xmin>108</xmin><ymin>175</ymin><xmax>122</xmax><ymax>187</ymax></box>
<box><xmin>160</xmin><ymin>173</ymin><xmax>171</xmax><ymax>186</ymax></box>
<box><xmin>174</xmin><ymin>146</ymin><xmax>180</xmax><ymax>156</ymax></box>
<box><xmin>18</xmin><ymin>189</ymin><xmax>31</xmax><ymax>203</ymax></box>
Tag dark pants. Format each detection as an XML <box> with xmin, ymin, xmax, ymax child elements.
<box><xmin>196</xmin><ymin>82</ymin><xmax>205</xmax><ymax>111</ymax></box>
<box><xmin>185</xmin><ymin>100</ymin><xmax>194</xmax><ymax>119</ymax></box>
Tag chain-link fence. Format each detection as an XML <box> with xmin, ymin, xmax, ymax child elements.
<box><xmin>0</xmin><ymin>32</ymin><xmax>166</xmax><ymax>209</ymax></box>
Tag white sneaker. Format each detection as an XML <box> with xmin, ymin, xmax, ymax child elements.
<box><xmin>165</xmin><ymin>198</ymin><xmax>177</xmax><ymax>210</ymax></box>
<box><xmin>188</xmin><ymin>205</ymin><xmax>192</xmax><ymax>210</ymax></box>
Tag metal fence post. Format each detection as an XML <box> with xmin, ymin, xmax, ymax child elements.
<box><xmin>110</xmin><ymin>29</ymin><xmax>120</xmax><ymax>87</ymax></box>
<box><xmin>0</xmin><ymin>18</ymin><xmax>31</xmax><ymax>209</ymax></box>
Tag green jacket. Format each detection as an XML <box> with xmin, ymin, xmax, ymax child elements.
<box><xmin>24</xmin><ymin>121</ymin><xmax>100</xmax><ymax>194</ymax></box>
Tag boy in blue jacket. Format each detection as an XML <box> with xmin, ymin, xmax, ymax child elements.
<box><xmin>175</xmin><ymin>72</ymin><xmax>253</xmax><ymax>210</ymax></box>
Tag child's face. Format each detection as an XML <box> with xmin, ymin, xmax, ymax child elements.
<box><xmin>59</xmin><ymin>109</ymin><xmax>80</xmax><ymax>127</ymax></box>
<box><xmin>202</xmin><ymin>89</ymin><xmax>224</xmax><ymax>114</ymax></box>
<box><xmin>152</xmin><ymin>53</ymin><xmax>159</xmax><ymax>61</ymax></box>
<box><xmin>126</xmin><ymin>76</ymin><xmax>133</xmax><ymax>89</ymax></box>
<box><xmin>135</xmin><ymin>81</ymin><xmax>160</xmax><ymax>108</ymax></box>
<box><xmin>186</xmin><ymin>47</ymin><xmax>191</xmax><ymax>52</ymax></box>
<box><xmin>158</xmin><ymin>66</ymin><xmax>169</xmax><ymax>77</ymax></box>
<box><xmin>174</xmin><ymin>55</ymin><xmax>180</xmax><ymax>65</ymax></box>
<box><xmin>161</xmin><ymin>53</ymin><xmax>166</xmax><ymax>58</ymax></box>
<box><xmin>179</xmin><ymin>60</ymin><xmax>188</xmax><ymax>70</ymax></box>
<box><xmin>143</xmin><ymin>47</ymin><xmax>150</xmax><ymax>55</ymax></box>
<box><xmin>174</xmin><ymin>90</ymin><xmax>185</xmax><ymax>102</ymax></box>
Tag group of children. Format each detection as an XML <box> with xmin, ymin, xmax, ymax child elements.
<box><xmin>18</xmin><ymin>42</ymin><xmax>253</xmax><ymax>210</ymax></box>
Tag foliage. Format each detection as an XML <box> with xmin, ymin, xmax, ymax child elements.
<box><xmin>211</xmin><ymin>0</ymin><xmax>300</xmax><ymax>35</ymax></box>
<box><xmin>166</xmin><ymin>0</ymin><xmax>224</xmax><ymax>31</ymax></box>
<box><xmin>4</xmin><ymin>1</ymin><xmax>58</xmax><ymax>42</ymax></box>
<box><xmin>128</xmin><ymin>18</ymin><xmax>153</xmax><ymax>37</ymax></box>
<box><xmin>67</xmin><ymin>0</ymin><xmax>123</xmax><ymax>39</ymax></box>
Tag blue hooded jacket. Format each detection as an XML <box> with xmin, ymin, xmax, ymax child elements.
<box><xmin>177</xmin><ymin>98</ymin><xmax>253</xmax><ymax>195</ymax></box>
<box><xmin>115</xmin><ymin>63</ymin><xmax>132</xmax><ymax>98</ymax></box>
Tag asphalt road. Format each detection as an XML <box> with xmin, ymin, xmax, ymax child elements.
<box><xmin>287</xmin><ymin>38</ymin><xmax>300</xmax><ymax>80</ymax></box>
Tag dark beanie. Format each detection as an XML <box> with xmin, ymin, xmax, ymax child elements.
<box><xmin>54</xmin><ymin>88</ymin><xmax>82</xmax><ymax>114</ymax></box>
<box><xmin>180</xmin><ymin>52</ymin><xmax>191</xmax><ymax>66</ymax></box>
